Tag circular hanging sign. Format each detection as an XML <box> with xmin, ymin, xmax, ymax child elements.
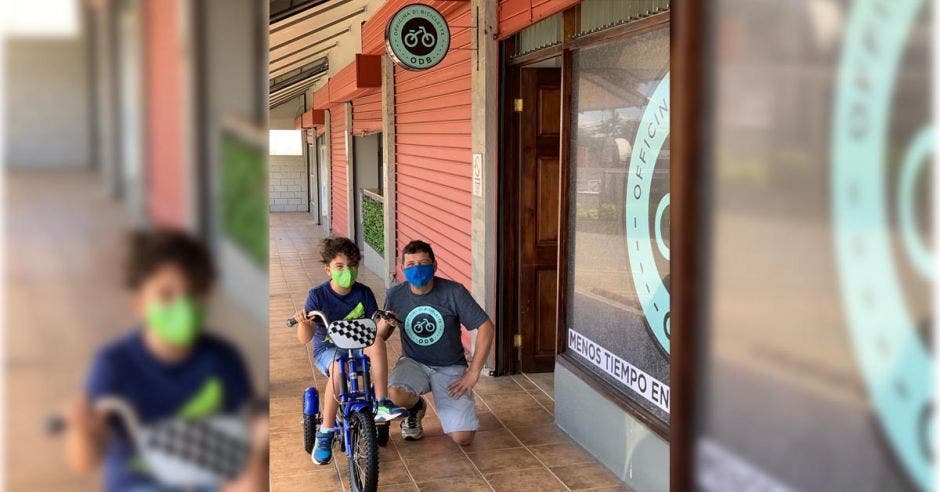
<box><xmin>385</xmin><ymin>3</ymin><xmax>450</xmax><ymax>71</ymax></box>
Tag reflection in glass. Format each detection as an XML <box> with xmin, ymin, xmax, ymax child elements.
<box><xmin>566</xmin><ymin>27</ymin><xmax>670</xmax><ymax>423</ymax></box>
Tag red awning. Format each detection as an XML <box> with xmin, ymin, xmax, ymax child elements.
<box><xmin>496</xmin><ymin>0</ymin><xmax>579</xmax><ymax>40</ymax></box>
<box><xmin>312</xmin><ymin>84</ymin><xmax>331</xmax><ymax>110</ymax></box>
<box><xmin>311</xmin><ymin>54</ymin><xmax>382</xmax><ymax>109</ymax></box>
<box><xmin>294</xmin><ymin>109</ymin><xmax>325</xmax><ymax>129</ymax></box>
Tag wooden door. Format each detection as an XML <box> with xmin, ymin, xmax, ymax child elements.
<box><xmin>519</xmin><ymin>68</ymin><xmax>562</xmax><ymax>372</ymax></box>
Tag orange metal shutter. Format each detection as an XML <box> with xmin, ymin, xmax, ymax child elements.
<box><xmin>330</xmin><ymin>104</ymin><xmax>348</xmax><ymax>237</ymax></box>
<box><xmin>393</xmin><ymin>3</ymin><xmax>473</xmax><ymax>288</ymax></box>
<box><xmin>352</xmin><ymin>90</ymin><xmax>382</xmax><ymax>135</ymax></box>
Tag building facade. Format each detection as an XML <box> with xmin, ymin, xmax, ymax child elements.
<box><xmin>277</xmin><ymin>2</ymin><xmax>672</xmax><ymax>489</ymax></box>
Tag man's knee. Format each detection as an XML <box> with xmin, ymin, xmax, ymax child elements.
<box><xmin>388</xmin><ymin>386</ymin><xmax>418</xmax><ymax>407</ymax></box>
<box><xmin>450</xmin><ymin>431</ymin><xmax>475</xmax><ymax>446</ymax></box>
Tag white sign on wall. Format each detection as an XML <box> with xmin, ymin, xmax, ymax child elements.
<box><xmin>472</xmin><ymin>153</ymin><xmax>483</xmax><ymax>197</ymax></box>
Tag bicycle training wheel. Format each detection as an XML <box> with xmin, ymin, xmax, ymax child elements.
<box><xmin>347</xmin><ymin>409</ymin><xmax>379</xmax><ymax>492</ymax></box>
<box><xmin>302</xmin><ymin>395</ymin><xmax>316</xmax><ymax>454</ymax></box>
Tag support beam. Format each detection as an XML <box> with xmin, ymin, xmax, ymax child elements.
<box><xmin>344</xmin><ymin>102</ymin><xmax>355</xmax><ymax>239</ymax></box>
<box><xmin>469</xmin><ymin>0</ymin><xmax>499</xmax><ymax>371</ymax></box>
<box><xmin>323</xmin><ymin>109</ymin><xmax>332</xmax><ymax>233</ymax></box>
<box><xmin>381</xmin><ymin>55</ymin><xmax>397</xmax><ymax>287</ymax></box>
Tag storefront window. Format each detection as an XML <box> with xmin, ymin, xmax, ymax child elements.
<box><xmin>565</xmin><ymin>27</ymin><xmax>670</xmax><ymax>425</ymax></box>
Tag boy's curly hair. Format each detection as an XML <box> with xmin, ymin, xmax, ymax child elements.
<box><xmin>320</xmin><ymin>237</ymin><xmax>361</xmax><ymax>266</ymax></box>
<box><xmin>125</xmin><ymin>228</ymin><xmax>216</xmax><ymax>294</ymax></box>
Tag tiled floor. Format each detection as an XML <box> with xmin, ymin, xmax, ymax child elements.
<box><xmin>269</xmin><ymin>212</ymin><xmax>630</xmax><ymax>491</ymax></box>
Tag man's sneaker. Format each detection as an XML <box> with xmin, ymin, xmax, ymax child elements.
<box><xmin>400</xmin><ymin>397</ymin><xmax>426</xmax><ymax>441</ymax></box>
<box><xmin>311</xmin><ymin>428</ymin><xmax>335</xmax><ymax>465</ymax></box>
<box><xmin>375</xmin><ymin>398</ymin><xmax>405</xmax><ymax>422</ymax></box>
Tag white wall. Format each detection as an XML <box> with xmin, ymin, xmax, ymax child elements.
<box><xmin>4</xmin><ymin>37</ymin><xmax>91</xmax><ymax>168</ymax></box>
<box><xmin>555</xmin><ymin>363</ymin><xmax>669</xmax><ymax>491</ymax></box>
<box><xmin>269</xmin><ymin>97</ymin><xmax>308</xmax><ymax>212</ymax></box>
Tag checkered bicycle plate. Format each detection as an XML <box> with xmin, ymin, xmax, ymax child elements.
<box><xmin>138</xmin><ymin>414</ymin><xmax>251</xmax><ymax>488</ymax></box>
<box><xmin>327</xmin><ymin>318</ymin><xmax>377</xmax><ymax>349</ymax></box>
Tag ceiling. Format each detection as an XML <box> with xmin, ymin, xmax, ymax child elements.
<box><xmin>268</xmin><ymin>0</ymin><xmax>377</xmax><ymax>108</ymax></box>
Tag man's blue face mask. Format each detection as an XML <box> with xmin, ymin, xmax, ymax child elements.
<box><xmin>403</xmin><ymin>264</ymin><xmax>434</xmax><ymax>287</ymax></box>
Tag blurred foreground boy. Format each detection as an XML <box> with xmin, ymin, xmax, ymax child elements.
<box><xmin>65</xmin><ymin>229</ymin><xmax>266</xmax><ymax>491</ymax></box>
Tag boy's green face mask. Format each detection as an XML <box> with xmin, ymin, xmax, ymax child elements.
<box><xmin>331</xmin><ymin>267</ymin><xmax>357</xmax><ymax>289</ymax></box>
<box><xmin>145</xmin><ymin>297</ymin><xmax>204</xmax><ymax>346</ymax></box>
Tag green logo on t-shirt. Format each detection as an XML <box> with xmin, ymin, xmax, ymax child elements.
<box><xmin>176</xmin><ymin>377</ymin><xmax>224</xmax><ymax>420</ymax></box>
<box><xmin>404</xmin><ymin>306</ymin><xmax>444</xmax><ymax>346</ymax></box>
<box><xmin>344</xmin><ymin>302</ymin><xmax>365</xmax><ymax>320</ymax></box>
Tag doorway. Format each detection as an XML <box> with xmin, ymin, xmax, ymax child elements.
<box><xmin>499</xmin><ymin>57</ymin><xmax>563</xmax><ymax>374</ymax></box>
<box><xmin>316</xmin><ymin>135</ymin><xmax>329</xmax><ymax>225</ymax></box>
<box><xmin>308</xmin><ymin>141</ymin><xmax>320</xmax><ymax>223</ymax></box>
<box><xmin>351</xmin><ymin>132</ymin><xmax>386</xmax><ymax>278</ymax></box>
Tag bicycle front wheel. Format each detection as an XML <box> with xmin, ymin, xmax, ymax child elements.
<box><xmin>348</xmin><ymin>409</ymin><xmax>379</xmax><ymax>492</ymax></box>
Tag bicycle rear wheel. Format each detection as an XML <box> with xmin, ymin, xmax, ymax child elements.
<box><xmin>347</xmin><ymin>409</ymin><xmax>379</xmax><ymax>492</ymax></box>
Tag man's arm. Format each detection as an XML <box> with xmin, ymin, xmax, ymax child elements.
<box><xmin>447</xmin><ymin>319</ymin><xmax>494</xmax><ymax>399</ymax></box>
<box><xmin>467</xmin><ymin>320</ymin><xmax>494</xmax><ymax>377</ymax></box>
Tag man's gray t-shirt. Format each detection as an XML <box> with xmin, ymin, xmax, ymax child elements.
<box><xmin>385</xmin><ymin>277</ymin><xmax>489</xmax><ymax>367</ymax></box>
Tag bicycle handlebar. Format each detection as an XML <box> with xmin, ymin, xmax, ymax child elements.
<box><xmin>373</xmin><ymin>309</ymin><xmax>402</xmax><ymax>326</ymax></box>
<box><xmin>287</xmin><ymin>309</ymin><xmax>401</xmax><ymax>327</ymax></box>
<box><xmin>286</xmin><ymin>310</ymin><xmax>329</xmax><ymax>327</ymax></box>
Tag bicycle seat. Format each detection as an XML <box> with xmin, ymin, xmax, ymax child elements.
<box><xmin>328</xmin><ymin>318</ymin><xmax>377</xmax><ymax>349</ymax></box>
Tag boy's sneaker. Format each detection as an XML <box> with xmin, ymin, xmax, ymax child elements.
<box><xmin>311</xmin><ymin>428</ymin><xmax>335</xmax><ymax>465</ymax></box>
<box><xmin>375</xmin><ymin>398</ymin><xmax>405</xmax><ymax>422</ymax></box>
<box><xmin>400</xmin><ymin>397</ymin><xmax>426</xmax><ymax>441</ymax></box>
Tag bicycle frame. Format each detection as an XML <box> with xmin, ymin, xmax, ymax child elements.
<box><xmin>334</xmin><ymin>348</ymin><xmax>375</xmax><ymax>457</ymax></box>
<box><xmin>298</xmin><ymin>311</ymin><xmax>375</xmax><ymax>458</ymax></box>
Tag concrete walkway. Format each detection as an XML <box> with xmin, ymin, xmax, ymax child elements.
<box><xmin>269</xmin><ymin>212</ymin><xmax>629</xmax><ymax>491</ymax></box>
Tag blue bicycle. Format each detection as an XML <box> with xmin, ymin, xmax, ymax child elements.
<box><xmin>287</xmin><ymin>309</ymin><xmax>399</xmax><ymax>492</ymax></box>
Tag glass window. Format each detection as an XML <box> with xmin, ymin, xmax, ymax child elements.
<box><xmin>578</xmin><ymin>0</ymin><xmax>670</xmax><ymax>36</ymax></box>
<box><xmin>513</xmin><ymin>13</ymin><xmax>562</xmax><ymax>57</ymax></box>
<box><xmin>694</xmin><ymin>1</ymin><xmax>931</xmax><ymax>490</ymax></box>
<box><xmin>566</xmin><ymin>27</ymin><xmax>670</xmax><ymax>425</ymax></box>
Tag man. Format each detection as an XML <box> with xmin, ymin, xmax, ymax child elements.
<box><xmin>377</xmin><ymin>240</ymin><xmax>495</xmax><ymax>446</ymax></box>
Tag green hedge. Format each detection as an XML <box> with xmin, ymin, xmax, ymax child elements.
<box><xmin>220</xmin><ymin>132</ymin><xmax>268</xmax><ymax>266</ymax></box>
<box><xmin>362</xmin><ymin>194</ymin><xmax>384</xmax><ymax>255</ymax></box>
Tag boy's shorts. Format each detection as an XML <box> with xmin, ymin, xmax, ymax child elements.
<box><xmin>388</xmin><ymin>357</ymin><xmax>479</xmax><ymax>434</ymax></box>
<box><xmin>313</xmin><ymin>346</ymin><xmax>338</xmax><ymax>376</ymax></box>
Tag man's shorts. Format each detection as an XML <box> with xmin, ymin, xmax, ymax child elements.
<box><xmin>313</xmin><ymin>346</ymin><xmax>338</xmax><ymax>376</ymax></box>
<box><xmin>388</xmin><ymin>357</ymin><xmax>479</xmax><ymax>434</ymax></box>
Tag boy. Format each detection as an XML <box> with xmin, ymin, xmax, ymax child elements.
<box><xmin>65</xmin><ymin>229</ymin><xmax>263</xmax><ymax>491</ymax></box>
<box><xmin>294</xmin><ymin>237</ymin><xmax>403</xmax><ymax>465</ymax></box>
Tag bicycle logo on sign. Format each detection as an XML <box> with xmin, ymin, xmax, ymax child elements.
<box><xmin>404</xmin><ymin>26</ymin><xmax>435</xmax><ymax>49</ymax></box>
<box><xmin>385</xmin><ymin>3</ymin><xmax>450</xmax><ymax>71</ymax></box>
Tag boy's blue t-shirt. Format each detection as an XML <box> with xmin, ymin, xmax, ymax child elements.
<box><xmin>305</xmin><ymin>280</ymin><xmax>378</xmax><ymax>354</ymax></box>
<box><xmin>85</xmin><ymin>330</ymin><xmax>252</xmax><ymax>492</ymax></box>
